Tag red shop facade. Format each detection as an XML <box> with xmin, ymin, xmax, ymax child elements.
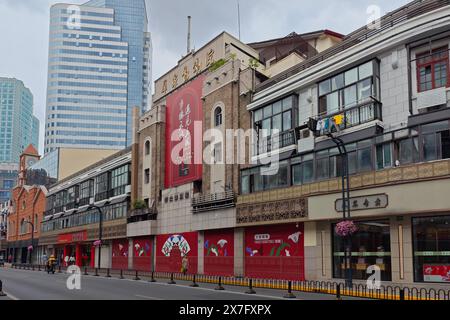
<box><xmin>204</xmin><ymin>229</ymin><xmax>234</xmax><ymax>276</ymax></box>
<box><xmin>244</xmin><ymin>223</ymin><xmax>305</xmax><ymax>281</ymax></box>
<box><xmin>155</xmin><ymin>232</ymin><xmax>198</xmax><ymax>274</ymax></box>
<box><xmin>56</xmin><ymin>231</ymin><xmax>94</xmax><ymax>268</ymax></box>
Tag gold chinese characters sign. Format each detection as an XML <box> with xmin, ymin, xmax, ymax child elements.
<box><xmin>237</xmin><ymin>198</ymin><xmax>308</xmax><ymax>225</ymax></box>
<box><xmin>335</xmin><ymin>194</ymin><xmax>388</xmax><ymax>212</ymax></box>
<box><xmin>155</xmin><ymin>48</ymin><xmax>216</xmax><ymax>100</ymax></box>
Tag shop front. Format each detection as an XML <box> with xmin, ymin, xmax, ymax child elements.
<box><xmin>332</xmin><ymin>219</ymin><xmax>392</xmax><ymax>281</ymax></box>
<box><xmin>244</xmin><ymin>223</ymin><xmax>305</xmax><ymax>280</ymax></box>
<box><xmin>57</xmin><ymin>231</ymin><xmax>94</xmax><ymax>267</ymax></box>
<box><xmin>412</xmin><ymin>215</ymin><xmax>450</xmax><ymax>284</ymax></box>
<box><xmin>155</xmin><ymin>232</ymin><xmax>198</xmax><ymax>274</ymax></box>
<box><xmin>204</xmin><ymin>229</ymin><xmax>234</xmax><ymax>276</ymax></box>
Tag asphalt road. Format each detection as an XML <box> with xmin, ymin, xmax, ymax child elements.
<box><xmin>0</xmin><ymin>267</ymin><xmax>358</xmax><ymax>300</ymax></box>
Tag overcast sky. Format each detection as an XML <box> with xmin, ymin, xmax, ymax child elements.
<box><xmin>0</xmin><ymin>0</ymin><xmax>410</xmax><ymax>154</ymax></box>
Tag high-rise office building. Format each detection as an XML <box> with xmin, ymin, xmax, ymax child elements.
<box><xmin>0</xmin><ymin>77</ymin><xmax>40</xmax><ymax>203</ymax></box>
<box><xmin>45</xmin><ymin>0</ymin><xmax>151</xmax><ymax>153</ymax></box>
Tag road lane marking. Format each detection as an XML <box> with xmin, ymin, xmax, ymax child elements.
<box><xmin>3</xmin><ymin>291</ymin><xmax>19</xmax><ymax>300</ymax></box>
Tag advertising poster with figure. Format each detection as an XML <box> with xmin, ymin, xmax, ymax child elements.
<box><xmin>133</xmin><ymin>238</ymin><xmax>152</xmax><ymax>271</ymax></box>
<box><xmin>204</xmin><ymin>229</ymin><xmax>234</xmax><ymax>276</ymax></box>
<box><xmin>245</xmin><ymin>224</ymin><xmax>305</xmax><ymax>280</ymax></box>
<box><xmin>112</xmin><ymin>239</ymin><xmax>128</xmax><ymax>270</ymax></box>
<box><xmin>156</xmin><ymin>232</ymin><xmax>198</xmax><ymax>274</ymax></box>
<box><xmin>164</xmin><ymin>75</ymin><xmax>205</xmax><ymax>189</ymax></box>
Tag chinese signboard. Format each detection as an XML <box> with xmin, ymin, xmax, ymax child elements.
<box><xmin>58</xmin><ymin>231</ymin><xmax>87</xmax><ymax>244</ymax></box>
<box><xmin>164</xmin><ymin>75</ymin><xmax>204</xmax><ymax>188</ymax></box>
<box><xmin>335</xmin><ymin>194</ymin><xmax>388</xmax><ymax>212</ymax></box>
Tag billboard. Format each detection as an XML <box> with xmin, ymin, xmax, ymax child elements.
<box><xmin>164</xmin><ymin>75</ymin><xmax>204</xmax><ymax>189</ymax></box>
<box><xmin>204</xmin><ymin>229</ymin><xmax>234</xmax><ymax>276</ymax></box>
<box><xmin>155</xmin><ymin>232</ymin><xmax>198</xmax><ymax>274</ymax></box>
<box><xmin>245</xmin><ymin>224</ymin><xmax>305</xmax><ymax>280</ymax></box>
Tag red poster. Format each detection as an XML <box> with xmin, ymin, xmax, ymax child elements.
<box><xmin>133</xmin><ymin>237</ymin><xmax>152</xmax><ymax>271</ymax></box>
<box><xmin>164</xmin><ymin>75</ymin><xmax>204</xmax><ymax>188</ymax></box>
<box><xmin>245</xmin><ymin>224</ymin><xmax>305</xmax><ymax>280</ymax></box>
<box><xmin>112</xmin><ymin>239</ymin><xmax>128</xmax><ymax>270</ymax></box>
<box><xmin>204</xmin><ymin>229</ymin><xmax>234</xmax><ymax>276</ymax></box>
<box><xmin>156</xmin><ymin>232</ymin><xmax>198</xmax><ymax>274</ymax></box>
<box><xmin>423</xmin><ymin>265</ymin><xmax>450</xmax><ymax>283</ymax></box>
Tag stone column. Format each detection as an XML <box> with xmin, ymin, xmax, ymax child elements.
<box><xmin>234</xmin><ymin>228</ymin><xmax>244</xmax><ymax>277</ymax></box>
<box><xmin>128</xmin><ymin>238</ymin><xmax>134</xmax><ymax>270</ymax></box>
<box><xmin>198</xmin><ymin>231</ymin><xmax>204</xmax><ymax>274</ymax></box>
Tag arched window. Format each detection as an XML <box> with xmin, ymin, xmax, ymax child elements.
<box><xmin>35</xmin><ymin>214</ymin><xmax>38</xmax><ymax>233</ymax></box>
<box><xmin>214</xmin><ymin>107</ymin><xmax>223</xmax><ymax>127</ymax></box>
<box><xmin>20</xmin><ymin>219</ymin><xmax>25</xmax><ymax>234</ymax></box>
<box><xmin>145</xmin><ymin>140</ymin><xmax>151</xmax><ymax>155</ymax></box>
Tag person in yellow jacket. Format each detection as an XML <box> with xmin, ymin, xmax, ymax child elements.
<box><xmin>47</xmin><ymin>254</ymin><xmax>57</xmax><ymax>274</ymax></box>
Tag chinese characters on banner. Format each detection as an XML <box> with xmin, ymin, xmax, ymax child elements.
<box><xmin>164</xmin><ymin>75</ymin><xmax>204</xmax><ymax>188</ymax></box>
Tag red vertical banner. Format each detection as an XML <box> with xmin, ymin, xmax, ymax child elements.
<box><xmin>164</xmin><ymin>75</ymin><xmax>204</xmax><ymax>188</ymax></box>
<box><xmin>155</xmin><ymin>232</ymin><xmax>198</xmax><ymax>274</ymax></box>
<box><xmin>132</xmin><ymin>237</ymin><xmax>152</xmax><ymax>271</ymax></box>
<box><xmin>245</xmin><ymin>224</ymin><xmax>305</xmax><ymax>281</ymax></box>
<box><xmin>111</xmin><ymin>239</ymin><xmax>129</xmax><ymax>270</ymax></box>
<box><xmin>204</xmin><ymin>229</ymin><xmax>234</xmax><ymax>276</ymax></box>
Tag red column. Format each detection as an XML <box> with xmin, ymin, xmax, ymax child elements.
<box><xmin>90</xmin><ymin>246</ymin><xmax>95</xmax><ymax>268</ymax></box>
<box><xmin>75</xmin><ymin>244</ymin><xmax>82</xmax><ymax>267</ymax></box>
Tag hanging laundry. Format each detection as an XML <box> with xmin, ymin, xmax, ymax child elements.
<box><xmin>334</xmin><ymin>114</ymin><xmax>344</xmax><ymax>125</ymax></box>
<box><xmin>316</xmin><ymin>119</ymin><xmax>324</xmax><ymax>132</ymax></box>
<box><xmin>323</xmin><ymin>118</ymin><xmax>330</xmax><ymax>130</ymax></box>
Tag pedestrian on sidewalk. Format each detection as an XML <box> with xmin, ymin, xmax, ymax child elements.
<box><xmin>181</xmin><ymin>255</ymin><xmax>189</xmax><ymax>275</ymax></box>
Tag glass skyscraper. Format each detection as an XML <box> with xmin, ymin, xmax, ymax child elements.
<box><xmin>45</xmin><ymin>0</ymin><xmax>151</xmax><ymax>153</ymax></box>
<box><xmin>0</xmin><ymin>77</ymin><xmax>39</xmax><ymax>164</ymax></box>
<box><xmin>0</xmin><ymin>77</ymin><xmax>40</xmax><ymax>203</ymax></box>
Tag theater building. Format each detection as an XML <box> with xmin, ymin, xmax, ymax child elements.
<box><xmin>241</xmin><ymin>0</ymin><xmax>450</xmax><ymax>287</ymax></box>
<box><xmin>39</xmin><ymin>148</ymin><xmax>132</xmax><ymax>268</ymax></box>
<box><xmin>132</xmin><ymin>30</ymin><xmax>341</xmax><ymax>277</ymax></box>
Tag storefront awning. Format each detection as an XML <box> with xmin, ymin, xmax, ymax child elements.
<box><xmin>77</xmin><ymin>205</ymin><xmax>89</xmax><ymax>213</ymax></box>
<box><xmin>43</xmin><ymin>215</ymin><xmax>53</xmax><ymax>222</ymax></box>
<box><xmin>63</xmin><ymin>209</ymin><xmax>77</xmax><ymax>217</ymax></box>
<box><xmin>53</xmin><ymin>213</ymin><xmax>64</xmax><ymax>219</ymax></box>
<box><xmin>109</xmin><ymin>195</ymin><xmax>129</xmax><ymax>205</ymax></box>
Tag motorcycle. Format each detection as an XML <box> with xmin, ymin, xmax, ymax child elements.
<box><xmin>46</xmin><ymin>261</ymin><xmax>56</xmax><ymax>274</ymax></box>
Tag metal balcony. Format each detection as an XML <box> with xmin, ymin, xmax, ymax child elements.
<box><xmin>192</xmin><ymin>191</ymin><xmax>236</xmax><ymax>214</ymax></box>
<box><xmin>312</xmin><ymin>98</ymin><xmax>382</xmax><ymax>136</ymax></box>
<box><xmin>256</xmin><ymin>129</ymin><xmax>296</xmax><ymax>155</ymax></box>
<box><xmin>127</xmin><ymin>208</ymin><xmax>157</xmax><ymax>223</ymax></box>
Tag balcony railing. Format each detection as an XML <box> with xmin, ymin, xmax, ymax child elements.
<box><xmin>127</xmin><ymin>208</ymin><xmax>157</xmax><ymax>223</ymax></box>
<box><xmin>312</xmin><ymin>99</ymin><xmax>382</xmax><ymax>137</ymax></box>
<box><xmin>192</xmin><ymin>191</ymin><xmax>236</xmax><ymax>214</ymax></box>
<box><xmin>256</xmin><ymin>129</ymin><xmax>296</xmax><ymax>155</ymax></box>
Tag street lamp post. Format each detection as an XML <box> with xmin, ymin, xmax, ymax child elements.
<box><xmin>326</xmin><ymin>133</ymin><xmax>353</xmax><ymax>289</ymax></box>
<box><xmin>24</xmin><ymin>221</ymin><xmax>34</xmax><ymax>265</ymax></box>
<box><xmin>90</xmin><ymin>202</ymin><xmax>109</xmax><ymax>269</ymax></box>
<box><xmin>307</xmin><ymin>117</ymin><xmax>354</xmax><ymax>289</ymax></box>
